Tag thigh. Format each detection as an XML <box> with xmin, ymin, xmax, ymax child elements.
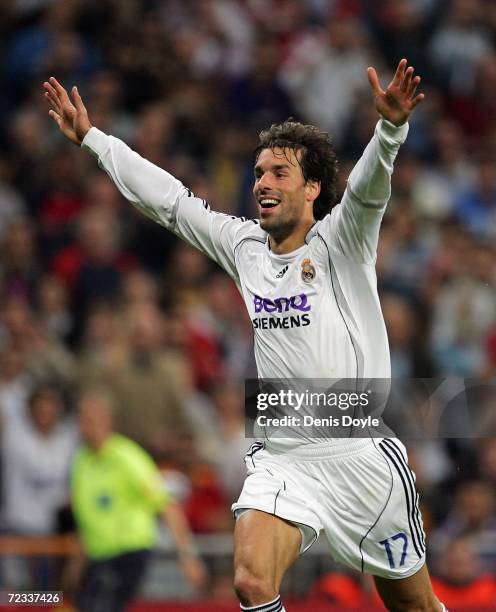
<box><xmin>234</xmin><ymin>509</ymin><xmax>301</xmax><ymax>592</ymax></box>
<box><xmin>374</xmin><ymin>563</ymin><xmax>441</xmax><ymax>611</ymax></box>
<box><xmin>232</xmin><ymin>446</ymin><xmax>322</xmax><ymax>554</ymax></box>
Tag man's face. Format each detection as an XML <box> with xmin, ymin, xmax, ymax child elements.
<box><xmin>253</xmin><ymin>147</ymin><xmax>316</xmax><ymax>238</ymax></box>
<box><xmin>77</xmin><ymin>396</ymin><xmax>112</xmax><ymax>447</ymax></box>
<box><xmin>30</xmin><ymin>392</ymin><xmax>61</xmax><ymax>434</ymax></box>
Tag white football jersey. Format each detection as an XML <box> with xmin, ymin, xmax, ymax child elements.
<box><xmin>82</xmin><ymin>118</ymin><xmax>408</xmax><ymax>451</ymax></box>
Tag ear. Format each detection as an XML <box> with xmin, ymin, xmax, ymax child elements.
<box><xmin>305</xmin><ymin>180</ymin><xmax>321</xmax><ymax>204</ymax></box>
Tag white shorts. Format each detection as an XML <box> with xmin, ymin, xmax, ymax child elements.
<box><xmin>232</xmin><ymin>437</ymin><xmax>426</xmax><ymax>579</ymax></box>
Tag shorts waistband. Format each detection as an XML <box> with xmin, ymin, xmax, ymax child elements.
<box><xmin>264</xmin><ymin>437</ymin><xmax>375</xmax><ymax>459</ymax></box>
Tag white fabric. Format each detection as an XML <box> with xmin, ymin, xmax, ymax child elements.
<box><xmin>240</xmin><ymin>594</ymin><xmax>282</xmax><ymax>611</ymax></box>
<box><xmin>2</xmin><ymin>418</ymin><xmax>78</xmax><ymax>533</ymax></box>
<box><xmin>0</xmin><ymin>376</ymin><xmax>32</xmax><ymax>429</ymax></box>
<box><xmin>233</xmin><ymin>439</ymin><xmax>426</xmax><ymax>579</ymax></box>
<box><xmin>81</xmin><ymin>118</ymin><xmax>422</xmax><ymax>581</ymax></box>
<box><xmin>82</xmin><ymin>118</ymin><xmax>407</xmax><ymax>454</ymax></box>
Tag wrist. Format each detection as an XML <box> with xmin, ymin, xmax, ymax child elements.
<box><xmin>80</xmin><ymin>126</ymin><xmax>108</xmax><ymax>156</ymax></box>
<box><xmin>178</xmin><ymin>546</ymin><xmax>199</xmax><ymax>561</ymax></box>
<box><xmin>77</xmin><ymin>124</ymin><xmax>93</xmax><ymax>145</ymax></box>
<box><xmin>377</xmin><ymin>116</ymin><xmax>409</xmax><ymax>146</ymax></box>
<box><xmin>379</xmin><ymin>114</ymin><xmax>407</xmax><ymax>128</ymax></box>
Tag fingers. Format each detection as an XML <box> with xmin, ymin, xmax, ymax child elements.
<box><xmin>394</xmin><ymin>61</ymin><xmax>423</xmax><ymax>102</ymax></box>
<box><xmin>48</xmin><ymin>109</ymin><xmax>62</xmax><ymax>127</ymax></box>
<box><xmin>44</xmin><ymin>91</ymin><xmax>59</xmax><ymax>112</ymax></box>
<box><xmin>48</xmin><ymin>76</ymin><xmax>70</xmax><ymax>103</ymax></box>
<box><xmin>367</xmin><ymin>67</ymin><xmax>383</xmax><ymax>96</ymax></box>
<box><xmin>43</xmin><ymin>81</ymin><xmax>58</xmax><ymax>100</ymax></box>
<box><xmin>407</xmin><ymin>75</ymin><xmax>421</xmax><ymax>99</ymax></box>
<box><xmin>392</xmin><ymin>58</ymin><xmax>407</xmax><ymax>86</ymax></box>
<box><xmin>43</xmin><ymin>82</ymin><xmax>61</xmax><ymax>110</ymax></box>
<box><xmin>410</xmin><ymin>93</ymin><xmax>425</xmax><ymax>110</ymax></box>
<box><xmin>400</xmin><ymin>66</ymin><xmax>414</xmax><ymax>92</ymax></box>
<box><xmin>44</xmin><ymin>90</ymin><xmax>61</xmax><ymax>113</ymax></box>
<box><xmin>71</xmin><ymin>86</ymin><xmax>86</xmax><ymax>113</ymax></box>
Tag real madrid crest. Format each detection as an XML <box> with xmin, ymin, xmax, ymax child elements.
<box><xmin>301</xmin><ymin>258</ymin><xmax>316</xmax><ymax>283</ymax></box>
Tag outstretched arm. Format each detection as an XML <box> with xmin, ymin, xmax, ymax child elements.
<box><xmin>348</xmin><ymin>59</ymin><xmax>424</xmax><ymax>204</ymax></box>
<box><xmin>324</xmin><ymin>59</ymin><xmax>424</xmax><ymax>263</ymax></box>
<box><xmin>43</xmin><ymin>78</ymin><xmax>248</xmax><ymax>281</ymax></box>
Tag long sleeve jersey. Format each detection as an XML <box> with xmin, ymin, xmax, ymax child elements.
<box><xmin>82</xmin><ymin>118</ymin><xmax>408</xmax><ymax>451</ymax></box>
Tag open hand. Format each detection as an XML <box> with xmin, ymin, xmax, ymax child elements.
<box><xmin>367</xmin><ymin>59</ymin><xmax>424</xmax><ymax>126</ymax></box>
<box><xmin>43</xmin><ymin>77</ymin><xmax>92</xmax><ymax>145</ymax></box>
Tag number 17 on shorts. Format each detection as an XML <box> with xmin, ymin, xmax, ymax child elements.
<box><xmin>380</xmin><ymin>532</ymin><xmax>409</xmax><ymax>569</ymax></box>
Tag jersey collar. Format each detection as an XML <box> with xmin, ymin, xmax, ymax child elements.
<box><xmin>304</xmin><ymin>221</ymin><xmax>319</xmax><ymax>244</ymax></box>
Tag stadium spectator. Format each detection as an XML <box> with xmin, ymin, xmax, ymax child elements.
<box><xmin>0</xmin><ymin>343</ymin><xmax>32</xmax><ymax>430</ymax></box>
<box><xmin>280</xmin><ymin>14</ymin><xmax>373</xmax><ymax>145</ymax></box>
<box><xmin>224</xmin><ymin>37</ymin><xmax>296</xmax><ymax>130</ymax></box>
<box><xmin>211</xmin><ymin>382</ymin><xmax>250</xmax><ymax>500</ymax></box>
<box><xmin>1</xmin><ymin>217</ymin><xmax>40</xmax><ymax>301</ymax></box>
<box><xmin>2</xmin><ymin>385</ymin><xmax>76</xmax><ymax>535</ymax></box>
<box><xmin>35</xmin><ymin>274</ymin><xmax>73</xmax><ymax>343</ymax></box>
<box><xmin>455</xmin><ymin>157</ymin><xmax>496</xmax><ymax>238</ymax></box>
<box><xmin>430</xmin><ymin>534</ymin><xmax>496</xmax><ymax>608</ymax></box>
<box><xmin>429</xmin><ymin>0</ymin><xmax>491</xmax><ymax>96</ymax></box>
<box><xmin>430</xmin><ymin>241</ymin><xmax>496</xmax><ymax>376</ymax></box>
<box><xmin>108</xmin><ymin>301</ymin><xmax>192</xmax><ymax>459</ymax></box>
<box><xmin>52</xmin><ymin>205</ymin><xmax>136</xmax><ymax>337</ymax></box>
<box><xmin>1</xmin><ymin>385</ymin><xmax>77</xmax><ymax>588</ymax></box>
<box><xmin>76</xmin><ymin>302</ymin><xmax>125</xmax><ymax>386</ymax></box>
<box><xmin>0</xmin><ymin>168</ymin><xmax>26</xmax><ymax>241</ymax></box>
<box><xmin>381</xmin><ymin>293</ymin><xmax>435</xmax><ymax>378</ymax></box>
<box><xmin>410</xmin><ymin>118</ymin><xmax>473</xmax><ymax>220</ymax></box>
<box><xmin>430</xmin><ymin>480</ymin><xmax>496</xmax><ymax>573</ymax></box>
<box><xmin>0</xmin><ymin>295</ymin><xmax>75</xmax><ymax>387</ymax></box>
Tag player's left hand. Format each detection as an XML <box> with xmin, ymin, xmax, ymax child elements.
<box><xmin>367</xmin><ymin>59</ymin><xmax>424</xmax><ymax>126</ymax></box>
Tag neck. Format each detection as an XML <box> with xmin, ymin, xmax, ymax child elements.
<box><xmin>36</xmin><ymin>425</ymin><xmax>55</xmax><ymax>437</ymax></box>
<box><xmin>268</xmin><ymin>219</ymin><xmax>315</xmax><ymax>254</ymax></box>
<box><xmin>89</xmin><ymin>432</ymin><xmax>111</xmax><ymax>452</ymax></box>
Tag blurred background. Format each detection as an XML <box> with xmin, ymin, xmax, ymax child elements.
<box><xmin>0</xmin><ymin>0</ymin><xmax>496</xmax><ymax>610</ymax></box>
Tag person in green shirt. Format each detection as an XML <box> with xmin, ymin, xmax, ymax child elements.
<box><xmin>70</xmin><ymin>387</ymin><xmax>206</xmax><ymax>612</ymax></box>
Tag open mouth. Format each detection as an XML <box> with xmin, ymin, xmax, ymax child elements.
<box><xmin>259</xmin><ymin>198</ymin><xmax>281</xmax><ymax>210</ymax></box>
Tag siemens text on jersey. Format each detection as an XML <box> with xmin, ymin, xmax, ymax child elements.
<box><xmin>252</xmin><ymin>293</ymin><xmax>311</xmax><ymax>330</ymax></box>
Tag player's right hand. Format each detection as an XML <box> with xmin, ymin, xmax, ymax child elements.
<box><xmin>180</xmin><ymin>555</ymin><xmax>209</xmax><ymax>592</ymax></box>
<box><xmin>43</xmin><ymin>77</ymin><xmax>92</xmax><ymax>145</ymax></box>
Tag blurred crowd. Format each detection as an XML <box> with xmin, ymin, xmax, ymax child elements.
<box><xmin>0</xmin><ymin>0</ymin><xmax>496</xmax><ymax>605</ymax></box>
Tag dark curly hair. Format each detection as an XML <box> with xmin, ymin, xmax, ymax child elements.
<box><xmin>254</xmin><ymin>119</ymin><xmax>339</xmax><ymax>220</ymax></box>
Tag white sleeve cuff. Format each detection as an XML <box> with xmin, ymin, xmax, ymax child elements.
<box><xmin>81</xmin><ymin>127</ymin><xmax>109</xmax><ymax>158</ymax></box>
<box><xmin>377</xmin><ymin>117</ymin><xmax>409</xmax><ymax>145</ymax></box>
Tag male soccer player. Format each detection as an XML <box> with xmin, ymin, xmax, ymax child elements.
<box><xmin>43</xmin><ymin>59</ymin><xmax>447</xmax><ymax>611</ymax></box>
